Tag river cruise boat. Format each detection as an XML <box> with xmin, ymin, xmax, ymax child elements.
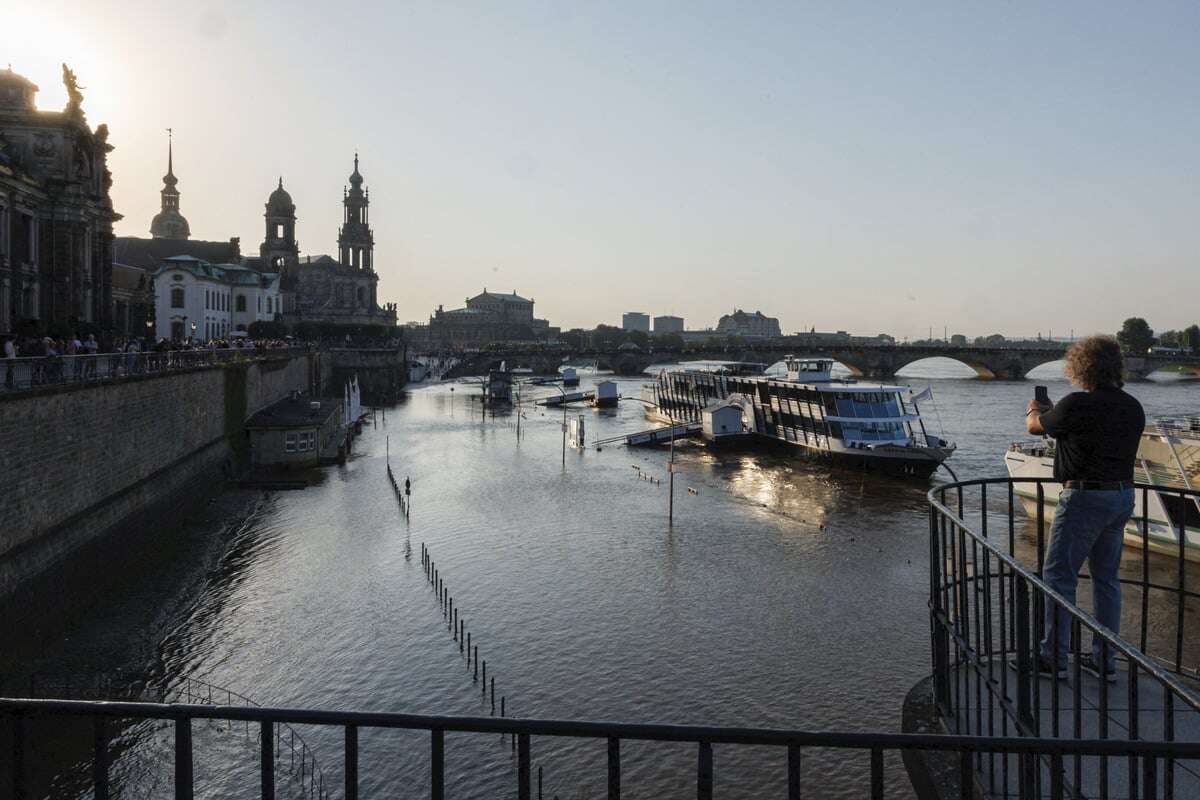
<box><xmin>1005</xmin><ymin>416</ymin><xmax>1200</xmax><ymax>560</ymax></box>
<box><xmin>640</xmin><ymin>358</ymin><xmax>955</xmax><ymax>478</ymax></box>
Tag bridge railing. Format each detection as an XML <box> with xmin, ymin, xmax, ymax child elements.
<box><xmin>5</xmin><ymin>697</ymin><xmax>1200</xmax><ymax>800</ymax></box>
<box><xmin>929</xmin><ymin>477</ymin><xmax>1200</xmax><ymax>800</ymax></box>
<box><xmin>0</xmin><ymin>347</ymin><xmax>309</xmax><ymax>393</ymax></box>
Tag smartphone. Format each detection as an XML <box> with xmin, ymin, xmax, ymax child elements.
<box><xmin>1034</xmin><ymin>385</ymin><xmax>1050</xmax><ymax>405</ymax></box>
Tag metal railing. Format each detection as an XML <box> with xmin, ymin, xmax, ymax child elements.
<box><xmin>929</xmin><ymin>477</ymin><xmax>1200</xmax><ymax>800</ymax></box>
<box><xmin>0</xmin><ymin>347</ymin><xmax>309</xmax><ymax>392</ymax></box>
<box><xmin>25</xmin><ymin>672</ymin><xmax>329</xmax><ymax>799</ymax></box>
<box><xmin>5</xmin><ymin>697</ymin><xmax>1200</xmax><ymax>800</ymax></box>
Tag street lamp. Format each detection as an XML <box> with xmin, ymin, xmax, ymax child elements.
<box><xmin>550</xmin><ymin>383</ymin><xmax>569</xmax><ymax>467</ymax></box>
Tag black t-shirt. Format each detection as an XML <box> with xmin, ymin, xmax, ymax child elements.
<box><xmin>1038</xmin><ymin>387</ymin><xmax>1145</xmax><ymax>482</ymax></box>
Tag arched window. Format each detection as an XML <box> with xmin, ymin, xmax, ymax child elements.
<box><xmin>236</xmin><ymin>295</ymin><xmax>246</xmax><ymax>312</ymax></box>
<box><xmin>171</xmin><ymin>287</ymin><xmax>185</xmax><ymax>308</ymax></box>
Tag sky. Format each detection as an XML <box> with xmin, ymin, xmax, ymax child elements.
<box><xmin>6</xmin><ymin>2</ymin><xmax>1200</xmax><ymax>338</ymax></box>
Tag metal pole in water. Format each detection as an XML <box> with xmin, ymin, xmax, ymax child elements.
<box><xmin>668</xmin><ymin>414</ymin><xmax>676</xmax><ymax>524</ymax></box>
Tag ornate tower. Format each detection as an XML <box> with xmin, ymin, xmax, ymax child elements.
<box><xmin>260</xmin><ymin>178</ymin><xmax>300</xmax><ymax>313</ymax></box>
<box><xmin>338</xmin><ymin>153</ymin><xmax>374</xmax><ymax>271</ymax></box>
<box><xmin>149</xmin><ymin>129</ymin><xmax>190</xmax><ymax>240</ymax></box>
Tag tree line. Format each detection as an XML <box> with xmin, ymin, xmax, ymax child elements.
<box><xmin>1117</xmin><ymin>318</ymin><xmax>1200</xmax><ymax>354</ymax></box>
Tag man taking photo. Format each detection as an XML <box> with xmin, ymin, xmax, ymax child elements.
<box><xmin>1026</xmin><ymin>335</ymin><xmax>1145</xmax><ymax>682</ymax></box>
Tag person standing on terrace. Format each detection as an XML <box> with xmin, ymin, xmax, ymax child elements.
<box><xmin>1026</xmin><ymin>335</ymin><xmax>1145</xmax><ymax>682</ymax></box>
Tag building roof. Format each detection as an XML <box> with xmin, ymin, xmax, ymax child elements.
<box><xmin>245</xmin><ymin>395</ymin><xmax>340</xmax><ymax>430</ymax></box>
<box><xmin>472</xmin><ymin>290</ymin><xmax>532</xmax><ymax>304</ymax></box>
<box><xmin>267</xmin><ymin>178</ymin><xmax>295</xmax><ymax>214</ymax></box>
<box><xmin>113</xmin><ymin>236</ymin><xmax>240</xmax><ymax>270</ymax></box>
<box><xmin>111</xmin><ymin>262</ymin><xmax>148</xmax><ymax>292</ymax></box>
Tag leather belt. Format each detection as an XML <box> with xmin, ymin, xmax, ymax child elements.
<box><xmin>1064</xmin><ymin>480</ymin><xmax>1133</xmax><ymax>490</ymax></box>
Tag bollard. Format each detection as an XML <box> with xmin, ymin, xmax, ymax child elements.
<box><xmin>491</xmin><ymin>676</ymin><xmax>496</xmax><ymax>710</ymax></box>
<box><xmin>474</xmin><ymin>646</ymin><xmax>479</xmax><ymax>681</ymax></box>
<box><xmin>467</xmin><ymin>631</ymin><xmax>471</xmax><ymax>656</ymax></box>
<box><xmin>501</xmin><ymin>696</ymin><xmax>505</xmax><ymax>717</ymax></box>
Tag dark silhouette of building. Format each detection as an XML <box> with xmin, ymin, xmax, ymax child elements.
<box><xmin>716</xmin><ymin>309</ymin><xmax>781</xmax><ymax>338</ymax></box>
<box><xmin>0</xmin><ymin>64</ymin><xmax>120</xmax><ymax>334</ymax></box>
<box><xmin>149</xmin><ymin>130</ymin><xmax>189</xmax><ymax>240</ymax></box>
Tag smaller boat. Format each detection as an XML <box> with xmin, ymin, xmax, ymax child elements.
<box><xmin>1004</xmin><ymin>416</ymin><xmax>1200</xmax><ymax>560</ymax></box>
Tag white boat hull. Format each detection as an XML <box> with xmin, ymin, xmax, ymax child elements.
<box><xmin>1003</xmin><ymin>450</ymin><xmax>1200</xmax><ymax>561</ymax></box>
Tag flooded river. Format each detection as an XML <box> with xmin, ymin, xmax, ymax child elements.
<box><xmin>6</xmin><ymin>361</ymin><xmax>1198</xmax><ymax>798</ymax></box>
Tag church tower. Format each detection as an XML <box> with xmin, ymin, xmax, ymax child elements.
<box><xmin>149</xmin><ymin>129</ymin><xmax>190</xmax><ymax>240</ymax></box>
<box><xmin>260</xmin><ymin>178</ymin><xmax>300</xmax><ymax>313</ymax></box>
<box><xmin>338</xmin><ymin>153</ymin><xmax>374</xmax><ymax>271</ymax></box>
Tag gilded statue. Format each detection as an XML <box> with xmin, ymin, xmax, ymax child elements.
<box><xmin>61</xmin><ymin>63</ymin><xmax>85</xmax><ymax>116</ymax></box>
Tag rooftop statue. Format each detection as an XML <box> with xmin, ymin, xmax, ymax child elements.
<box><xmin>61</xmin><ymin>63</ymin><xmax>85</xmax><ymax>118</ymax></box>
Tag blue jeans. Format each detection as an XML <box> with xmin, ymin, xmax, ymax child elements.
<box><xmin>1039</xmin><ymin>488</ymin><xmax>1134</xmax><ymax>672</ymax></box>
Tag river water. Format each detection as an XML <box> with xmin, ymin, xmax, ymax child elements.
<box><xmin>7</xmin><ymin>360</ymin><xmax>1199</xmax><ymax>799</ymax></box>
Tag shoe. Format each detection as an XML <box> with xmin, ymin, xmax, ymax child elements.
<box><xmin>1078</xmin><ymin>654</ymin><xmax>1118</xmax><ymax>683</ymax></box>
<box><xmin>1008</xmin><ymin>654</ymin><xmax>1067</xmax><ymax>681</ymax></box>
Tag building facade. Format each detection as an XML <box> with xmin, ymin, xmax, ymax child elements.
<box><xmin>426</xmin><ymin>289</ymin><xmax>556</xmax><ymax>346</ymax></box>
<box><xmin>622</xmin><ymin>312</ymin><xmax>650</xmax><ymax>333</ymax></box>
<box><xmin>716</xmin><ymin>309</ymin><xmax>781</xmax><ymax>338</ymax></box>
<box><xmin>262</xmin><ymin>156</ymin><xmax>396</xmax><ymax>329</ymax></box>
<box><xmin>152</xmin><ymin>255</ymin><xmax>280</xmax><ymax>341</ymax></box>
<box><xmin>0</xmin><ymin>65</ymin><xmax>120</xmax><ymax>335</ymax></box>
<box><xmin>653</xmin><ymin>315</ymin><xmax>684</xmax><ymax>334</ymax></box>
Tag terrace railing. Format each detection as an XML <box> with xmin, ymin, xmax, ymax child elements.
<box><xmin>5</xmin><ymin>697</ymin><xmax>1200</xmax><ymax>800</ymax></box>
<box><xmin>0</xmin><ymin>347</ymin><xmax>309</xmax><ymax>393</ymax></box>
<box><xmin>929</xmin><ymin>477</ymin><xmax>1200</xmax><ymax>799</ymax></box>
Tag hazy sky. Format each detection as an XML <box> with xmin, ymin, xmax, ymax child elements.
<box><xmin>8</xmin><ymin>2</ymin><xmax>1199</xmax><ymax>337</ymax></box>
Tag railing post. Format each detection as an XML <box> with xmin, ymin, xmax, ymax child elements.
<box><xmin>787</xmin><ymin>745</ymin><xmax>801</xmax><ymax>800</ymax></box>
<box><xmin>10</xmin><ymin>713</ymin><xmax>24</xmax><ymax>800</ymax></box>
<box><xmin>260</xmin><ymin>720</ymin><xmax>274</xmax><ymax>800</ymax></box>
<box><xmin>518</xmin><ymin>733</ymin><xmax>531</xmax><ymax>800</ymax></box>
<box><xmin>94</xmin><ymin>716</ymin><xmax>110</xmax><ymax>800</ymax></box>
<box><xmin>607</xmin><ymin>737</ymin><xmax>620</xmax><ymax>800</ymax></box>
<box><xmin>1014</xmin><ymin>578</ymin><xmax>1036</xmax><ymax>800</ymax></box>
<box><xmin>870</xmin><ymin>747</ymin><xmax>883</xmax><ymax>800</ymax></box>
<box><xmin>345</xmin><ymin>725</ymin><xmax>358</xmax><ymax>800</ymax></box>
<box><xmin>431</xmin><ymin>729</ymin><xmax>444</xmax><ymax>800</ymax></box>
<box><xmin>697</xmin><ymin>741</ymin><xmax>713</xmax><ymax>800</ymax></box>
<box><xmin>175</xmin><ymin>717</ymin><xmax>194</xmax><ymax>800</ymax></box>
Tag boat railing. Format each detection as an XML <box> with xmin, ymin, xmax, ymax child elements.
<box><xmin>929</xmin><ymin>476</ymin><xmax>1200</xmax><ymax>799</ymax></box>
<box><xmin>1156</xmin><ymin>416</ymin><xmax>1200</xmax><ymax>441</ymax></box>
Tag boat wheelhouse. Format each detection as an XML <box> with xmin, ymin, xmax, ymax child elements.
<box><xmin>641</xmin><ymin>358</ymin><xmax>954</xmax><ymax>478</ymax></box>
<box><xmin>1005</xmin><ymin>416</ymin><xmax>1200</xmax><ymax>559</ymax></box>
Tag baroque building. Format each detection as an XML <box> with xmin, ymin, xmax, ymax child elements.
<box><xmin>255</xmin><ymin>155</ymin><xmax>395</xmax><ymax>329</ymax></box>
<box><xmin>427</xmin><ymin>289</ymin><xmax>556</xmax><ymax>346</ymax></box>
<box><xmin>0</xmin><ymin>65</ymin><xmax>120</xmax><ymax>335</ymax></box>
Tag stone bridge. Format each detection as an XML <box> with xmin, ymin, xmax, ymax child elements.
<box><xmin>431</xmin><ymin>343</ymin><xmax>1200</xmax><ymax>381</ymax></box>
<box><xmin>326</xmin><ymin>347</ymin><xmax>408</xmax><ymax>404</ymax></box>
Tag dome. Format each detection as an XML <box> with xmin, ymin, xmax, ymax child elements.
<box><xmin>267</xmin><ymin>178</ymin><xmax>295</xmax><ymax>214</ymax></box>
<box><xmin>348</xmin><ymin>153</ymin><xmax>363</xmax><ymax>188</ymax></box>
<box><xmin>150</xmin><ymin>209</ymin><xmax>191</xmax><ymax>240</ymax></box>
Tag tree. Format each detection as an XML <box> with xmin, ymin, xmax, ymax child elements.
<box><xmin>1116</xmin><ymin>318</ymin><xmax>1155</xmax><ymax>354</ymax></box>
<box><xmin>651</xmin><ymin>333</ymin><xmax>685</xmax><ymax>350</ymax></box>
<box><xmin>591</xmin><ymin>325</ymin><xmax>624</xmax><ymax>349</ymax></box>
<box><xmin>1158</xmin><ymin>330</ymin><xmax>1180</xmax><ymax>349</ymax></box>
<box><xmin>1185</xmin><ymin>324</ymin><xmax>1200</xmax><ymax>353</ymax></box>
<box><xmin>249</xmin><ymin>320</ymin><xmax>289</xmax><ymax>339</ymax></box>
<box><xmin>623</xmin><ymin>330</ymin><xmax>649</xmax><ymax>348</ymax></box>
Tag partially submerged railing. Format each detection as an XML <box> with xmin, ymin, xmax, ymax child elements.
<box><xmin>0</xmin><ymin>346</ymin><xmax>309</xmax><ymax>393</ymax></box>
<box><xmin>5</xmin><ymin>698</ymin><xmax>1200</xmax><ymax>800</ymax></box>
<box><xmin>929</xmin><ymin>477</ymin><xmax>1200</xmax><ymax>800</ymax></box>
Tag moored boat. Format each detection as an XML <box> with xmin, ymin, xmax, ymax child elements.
<box><xmin>1004</xmin><ymin>416</ymin><xmax>1200</xmax><ymax>560</ymax></box>
<box><xmin>641</xmin><ymin>358</ymin><xmax>955</xmax><ymax>478</ymax></box>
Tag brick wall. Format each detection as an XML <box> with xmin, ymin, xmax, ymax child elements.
<box><xmin>0</xmin><ymin>353</ymin><xmax>325</xmax><ymax>599</ymax></box>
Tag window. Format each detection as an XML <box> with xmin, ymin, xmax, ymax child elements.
<box><xmin>170</xmin><ymin>287</ymin><xmax>185</xmax><ymax>308</ymax></box>
<box><xmin>285</xmin><ymin>432</ymin><xmax>297</xmax><ymax>452</ymax></box>
<box><xmin>257</xmin><ymin>296</ymin><xmax>262</xmax><ymax>312</ymax></box>
<box><xmin>267</xmin><ymin>297</ymin><xmax>273</xmax><ymax>313</ymax></box>
<box><xmin>275</xmin><ymin>222</ymin><xmax>284</xmax><ymax>238</ymax></box>
<box><xmin>236</xmin><ymin>295</ymin><xmax>246</xmax><ymax>312</ymax></box>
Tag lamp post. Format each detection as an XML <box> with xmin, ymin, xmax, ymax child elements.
<box><xmin>551</xmin><ymin>383</ymin><xmax>568</xmax><ymax>467</ymax></box>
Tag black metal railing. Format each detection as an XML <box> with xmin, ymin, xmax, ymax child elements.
<box><xmin>4</xmin><ymin>697</ymin><xmax>1200</xmax><ymax>800</ymax></box>
<box><xmin>0</xmin><ymin>347</ymin><xmax>309</xmax><ymax>393</ymax></box>
<box><xmin>25</xmin><ymin>672</ymin><xmax>329</xmax><ymax>799</ymax></box>
<box><xmin>929</xmin><ymin>477</ymin><xmax>1200</xmax><ymax>800</ymax></box>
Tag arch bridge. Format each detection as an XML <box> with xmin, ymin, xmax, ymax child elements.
<box><xmin>431</xmin><ymin>343</ymin><xmax>1200</xmax><ymax>381</ymax></box>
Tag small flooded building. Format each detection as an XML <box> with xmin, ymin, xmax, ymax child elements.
<box><xmin>593</xmin><ymin>380</ymin><xmax>619</xmax><ymax>408</ymax></box>
<box><xmin>702</xmin><ymin>401</ymin><xmax>747</xmax><ymax>447</ymax></box>
<box><xmin>245</xmin><ymin>393</ymin><xmax>344</xmax><ymax>467</ymax></box>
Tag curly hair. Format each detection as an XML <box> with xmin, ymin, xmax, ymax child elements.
<box><xmin>1065</xmin><ymin>335</ymin><xmax>1124</xmax><ymax>390</ymax></box>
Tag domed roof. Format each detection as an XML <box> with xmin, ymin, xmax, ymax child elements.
<box><xmin>348</xmin><ymin>153</ymin><xmax>363</xmax><ymax>188</ymax></box>
<box><xmin>267</xmin><ymin>178</ymin><xmax>295</xmax><ymax>214</ymax></box>
<box><xmin>150</xmin><ymin>209</ymin><xmax>191</xmax><ymax>240</ymax></box>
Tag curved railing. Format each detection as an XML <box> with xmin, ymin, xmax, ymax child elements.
<box><xmin>928</xmin><ymin>477</ymin><xmax>1200</xmax><ymax>800</ymax></box>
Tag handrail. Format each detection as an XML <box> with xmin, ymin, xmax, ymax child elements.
<box><xmin>928</xmin><ymin>476</ymin><xmax>1200</xmax><ymax>709</ymax></box>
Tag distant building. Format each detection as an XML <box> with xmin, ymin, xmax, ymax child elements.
<box><xmin>622</xmin><ymin>312</ymin><xmax>650</xmax><ymax>333</ymax></box>
<box><xmin>0</xmin><ymin>65</ymin><xmax>120</xmax><ymax>334</ymax></box>
<box><xmin>716</xmin><ymin>309</ymin><xmax>781</xmax><ymax>338</ymax></box>
<box><xmin>245</xmin><ymin>393</ymin><xmax>344</xmax><ymax>467</ymax></box>
<box><xmin>653</xmin><ymin>315</ymin><xmax>684</xmax><ymax>334</ymax></box>
<box><xmin>950</xmin><ymin>334</ymin><xmax>968</xmax><ymax>347</ymax></box>
<box><xmin>793</xmin><ymin>330</ymin><xmax>896</xmax><ymax>346</ymax></box>
<box><xmin>152</xmin><ymin>255</ymin><xmax>280</xmax><ymax>341</ymax></box>
<box><xmin>427</xmin><ymin>289</ymin><xmax>557</xmax><ymax>346</ymax></box>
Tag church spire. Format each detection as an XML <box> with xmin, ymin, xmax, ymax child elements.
<box><xmin>150</xmin><ymin>127</ymin><xmax>189</xmax><ymax>239</ymax></box>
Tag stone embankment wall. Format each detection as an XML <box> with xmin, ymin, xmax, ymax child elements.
<box><xmin>0</xmin><ymin>353</ymin><xmax>325</xmax><ymax>600</ymax></box>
